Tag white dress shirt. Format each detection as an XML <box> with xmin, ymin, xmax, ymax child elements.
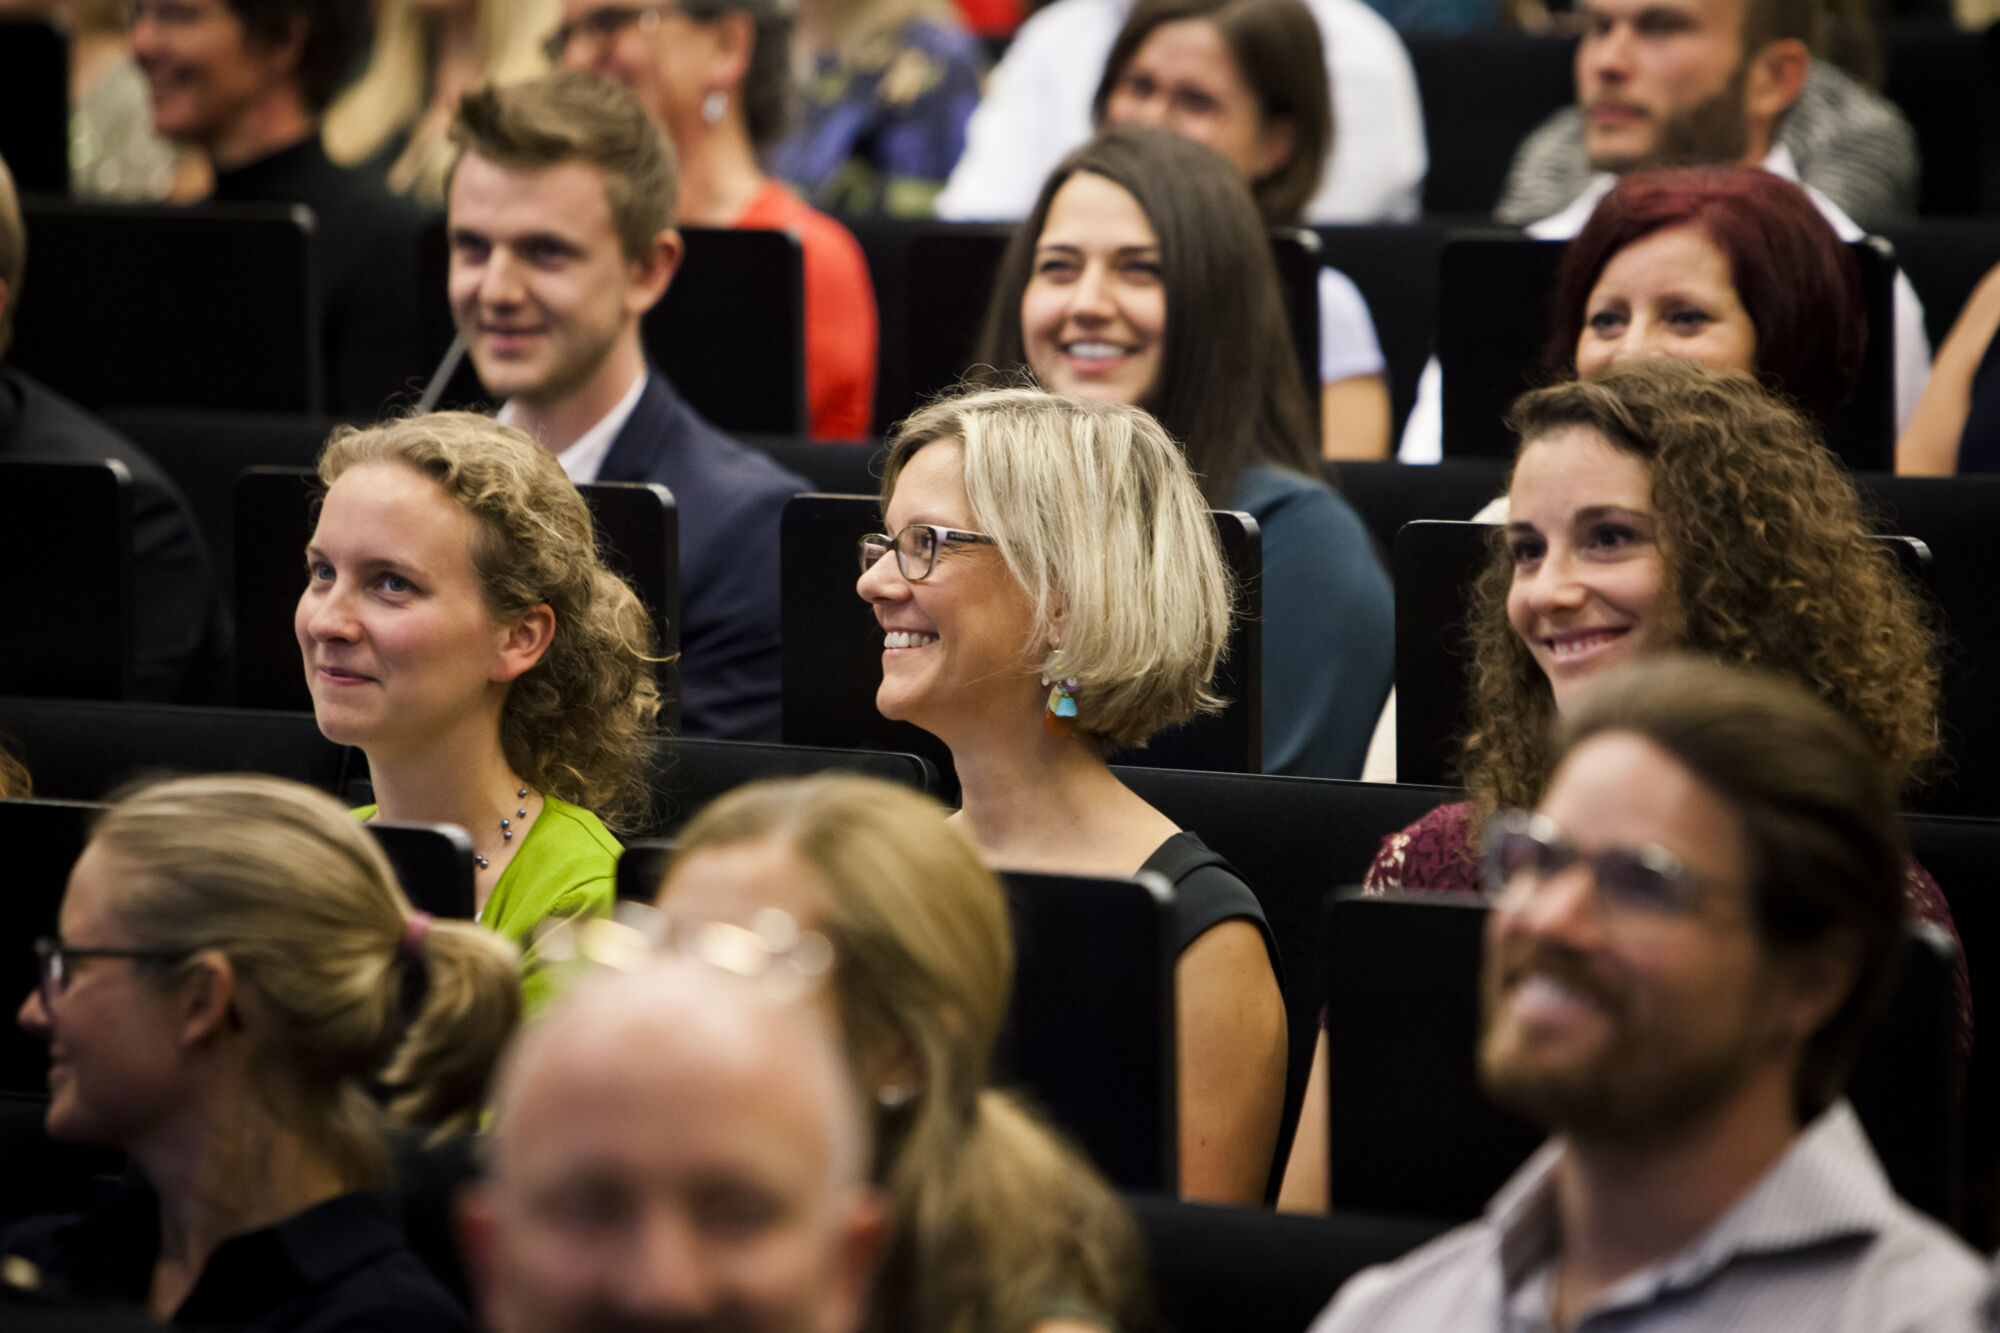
<box><xmin>497</xmin><ymin>369</ymin><xmax>649</xmax><ymax>485</ymax></box>
<box><xmin>935</xmin><ymin>0</ymin><xmax>1427</xmax><ymax>225</ymax></box>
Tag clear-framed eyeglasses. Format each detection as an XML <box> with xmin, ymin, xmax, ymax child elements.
<box><xmin>529</xmin><ymin>901</ymin><xmax>835</xmax><ymax>1003</ymax></box>
<box><xmin>1480</xmin><ymin>810</ymin><xmax>1707</xmax><ymax>919</ymax></box>
<box><xmin>857</xmin><ymin>523</ymin><xmax>999</xmax><ymax>581</ymax></box>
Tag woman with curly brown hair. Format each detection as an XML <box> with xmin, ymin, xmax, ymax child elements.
<box><xmin>1280</xmin><ymin>358</ymin><xmax>1963</xmax><ymax>1210</ymax></box>
<box><xmin>295</xmin><ymin>412</ymin><xmax>659</xmax><ymax>1005</ymax></box>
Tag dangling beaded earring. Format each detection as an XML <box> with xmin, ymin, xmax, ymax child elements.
<box><xmin>701</xmin><ymin>89</ymin><xmax>728</xmax><ymax>126</ymax></box>
<box><xmin>1040</xmin><ymin>648</ymin><xmax>1079</xmax><ymax>739</ymax></box>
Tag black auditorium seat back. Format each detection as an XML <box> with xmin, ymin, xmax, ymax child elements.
<box><xmin>1324</xmin><ymin>458</ymin><xmax>1509</xmax><ymax>556</ymax></box>
<box><xmin>739</xmin><ymin>436</ymin><xmax>886</xmax><ymax>495</ymax></box>
<box><xmin>0</xmin><ymin>459</ymin><xmax>134</xmax><ymax>700</ymax></box>
<box><xmin>998</xmin><ymin>869</ymin><xmax>1179</xmax><ymax>1192</ymax></box>
<box><xmin>1435</xmin><ymin>236</ymin><xmax>1898</xmax><ymax>471</ymax></box>
<box><xmin>1879</xmin><ymin>21</ymin><xmax>2000</xmax><ymax>219</ymax></box>
<box><xmin>370</xmin><ymin>822</ymin><xmax>478</xmax><ymax>920</ymax></box>
<box><xmin>780</xmin><ymin>494</ymin><xmax>1263</xmax><ymax>791</ymax></box>
<box><xmin>1322</xmin><ymin>892</ymin><xmax>1964</xmax><ymax>1231</ymax></box>
<box><xmin>234</xmin><ymin>468</ymin><xmax>680</xmax><ymax>727</ymax></box>
<box><xmin>0</xmin><ymin>798</ymin><xmax>98</xmax><ymax>1096</ymax></box>
<box><xmin>1406</xmin><ymin>32</ymin><xmax>1576</xmax><ymax>216</ymax></box>
<box><xmin>641</xmin><ymin>734</ymin><xmax>937</xmax><ymax>836</ymax></box>
<box><xmin>1313</xmin><ymin>223</ymin><xmax>1458</xmax><ymax>437</ymax></box>
<box><xmin>419</xmin><ymin>221</ymin><xmax>809</xmax><ymax>436</ymax></box>
<box><xmin>0</xmin><ymin>21</ymin><xmax>67</xmax><ymax>194</ymax></box>
<box><xmin>1113</xmin><ymin>766</ymin><xmax>1458</xmax><ymax>1186</ymax></box>
<box><xmin>0</xmin><ymin>696</ymin><xmax>356</xmax><ymax>801</ymax></box>
<box><xmin>14</xmin><ymin>201</ymin><xmax>322</xmax><ymax>414</ymax></box>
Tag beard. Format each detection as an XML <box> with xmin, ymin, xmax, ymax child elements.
<box><xmin>1586</xmin><ymin>65</ymin><xmax>1754</xmax><ymax>175</ymax></box>
<box><xmin>1477</xmin><ymin>937</ymin><xmax>1768</xmax><ymax>1148</ymax></box>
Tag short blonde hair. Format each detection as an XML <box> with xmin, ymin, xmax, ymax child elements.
<box><xmin>663</xmin><ymin>776</ymin><xmax>1148</xmax><ymax>1333</ymax></box>
<box><xmin>318</xmin><ymin>412</ymin><xmax>661</xmax><ymax>829</ymax></box>
<box><xmin>90</xmin><ymin>774</ymin><xmax>521</xmax><ymax>1184</ymax></box>
<box><xmin>882</xmin><ymin>386</ymin><xmax>1232</xmax><ymax>751</ymax></box>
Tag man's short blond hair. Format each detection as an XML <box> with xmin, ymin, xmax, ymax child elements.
<box><xmin>447</xmin><ymin>71</ymin><xmax>677</xmax><ymax>262</ymax></box>
<box><xmin>882</xmin><ymin>387</ymin><xmax>1233</xmax><ymax>751</ymax></box>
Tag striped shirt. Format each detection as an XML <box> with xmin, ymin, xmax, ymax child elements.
<box><xmin>1308</xmin><ymin>1101</ymin><xmax>1986</xmax><ymax>1333</ymax></box>
<box><xmin>1493</xmin><ymin>62</ymin><xmax>1920</xmax><ymax>232</ymax></box>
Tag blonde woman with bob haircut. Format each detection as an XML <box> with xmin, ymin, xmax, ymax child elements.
<box><xmin>7</xmin><ymin>773</ymin><xmax>519</xmax><ymax>1327</ymax></box>
<box><xmin>296</xmin><ymin>413</ymin><xmax>659</xmax><ymax>1003</ymax></box>
<box><xmin>856</xmin><ymin>385</ymin><xmax>1287</xmax><ymax>1203</ymax></box>
<box><xmin>659</xmin><ymin>774</ymin><xmax>1150</xmax><ymax>1333</ymax></box>
<box><xmin>323</xmin><ymin>0</ymin><xmax>560</xmax><ymax>203</ymax></box>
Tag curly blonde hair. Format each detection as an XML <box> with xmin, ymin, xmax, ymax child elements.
<box><xmin>1463</xmin><ymin>359</ymin><xmax>1940</xmax><ymax>816</ymax></box>
<box><xmin>318</xmin><ymin>413</ymin><xmax>660</xmax><ymax>829</ymax></box>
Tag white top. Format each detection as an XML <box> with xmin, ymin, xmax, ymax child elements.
<box><xmin>497</xmin><ymin>369</ymin><xmax>649</xmax><ymax>484</ymax></box>
<box><xmin>1321</xmin><ymin>265</ymin><xmax>1386</xmax><ymax>384</ymax></box>
<box><xmin>1397</xmin><ymin>145</ymin><xmax>1933</xmax><ymax>463</ymax></box>
<box><xmin>935</xmin><ymin>0</ymin><xmax>1427</xmax><ymax>225</ymax></box>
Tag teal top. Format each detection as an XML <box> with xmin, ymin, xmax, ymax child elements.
<box><xmin>353</xmin><ymin>794</ymin><xmax>620</xmax><ymax>1010</ymax></box>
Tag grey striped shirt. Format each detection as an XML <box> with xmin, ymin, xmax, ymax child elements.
<box><xmin>1493</xmin><ymin>62</ymin><xmax>1920</xmax><ymax>231</ymax></box>
<box><xmin>1308</xmin><ymin>1101</ymin><xmax>1986</xmax><ymax>1333</ymax></box>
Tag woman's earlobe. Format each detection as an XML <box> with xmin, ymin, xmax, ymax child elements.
<box><xmin>496</xmin><ymin>605</ymin><xmax>558</xmax><ymax>682</ymax></box>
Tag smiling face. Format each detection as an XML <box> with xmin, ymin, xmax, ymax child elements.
<box><xmin>1101</xmin><ymin>19</ymin><xmax>1295</xmax><ymax>184</ymax></box>
<box><xmin>448</xmin><ymin>153</ymin><xmax>657</xmax><ymax>415</ymax></box>
<box><xmin>1505</xmin><ymin>427</ymin><xmax>1679</xmax><ymax>712</ymax></box>
<box><xmin>16</xmin><ymin>841</ymin><xmax>194</xmax><ymax>1149</ymax></box>
<box><xmin>557</xmin><ymin>0</ymin><xmax>715</xmax><ymax>140</ymax></box>
<box><xmin>128</xmin><ymin>0</ymin><xmax>297</xmax><ymax>149</ymax></box>
<box><xmin>1020</xmin><ymin>172</ymin><xmax>1168</xmax><ymax>408</ymax></box>
<box><xmin>295</xmin><ymin>462</ymin><xmax>527</xmax><ymax>758</ymax></box>
<box><xmin>1479</xmin><ymin>730</ymin><xmax>1800</xmax><ymax>1143</ymax></box>
<box><xmin>1576</xmin><ymin>224</ymin><xmax>1758</xmax><ymax>377</ymax></box>
<box><xmin>1575</xmin><ymin>0</ymin><xmax>1752</xmax><ymax>172</ymax></box>
<box><xmin>854</xmin><ymin>441</ymin><xmax>1043</xmax><ymax>740</ymax></box>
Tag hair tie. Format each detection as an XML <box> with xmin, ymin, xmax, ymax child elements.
<box><xmin>401</xmin><ymin>911</ymin><xmax>434</xmax><ymax>963</ymax></box>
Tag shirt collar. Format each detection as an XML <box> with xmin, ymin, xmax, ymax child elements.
<box><xmin>1487</xmin><ymin>1102</ymin><xmax>1900</xmax><ymax>1308</ymax></box>
<box><xmin>498</xmin><ymin>367</ymin><xmax>649</xmax><ymax>485</ymax></box>
<box><xmin>1530</xmin><ymin>144</ymin><xmax>1803</xmax><ymax>240</ymax></box>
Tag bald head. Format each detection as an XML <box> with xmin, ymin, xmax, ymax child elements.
<box><xmin>468</xmin><ymin>961</ymin><xmax>881</xmax><ymax>1333</ymax></box>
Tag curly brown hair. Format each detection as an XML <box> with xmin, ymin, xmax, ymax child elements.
<box><xmin>318</xmin><ymin>413</ymin><xmax>660</xmax><ymax>830</ymax></box>
<box><xmin>1462</xmin><ymin>359</ymin><xmax>1939</xmax><ymax>817</ymax></box>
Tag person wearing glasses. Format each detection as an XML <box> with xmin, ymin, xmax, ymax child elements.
<box><xmin>550</xmin><ymin>0</ymin><xmax>880</xmax><ymax>440</ymax></box>
<box><xmin>4</xmin><ymin>773</ymin><xmax>520</xmax><ymax>1329</ymax></box>
<box><xmin>1308</xmin><ymin>657</ymin><xmax>1987</xmax><ymax>1330</ymax></box>
<box><xmin>1279</xmin><ymin>357</ymin><xmax>1966</xmax><ymax>1210</ymax></box>
<box><xmin>655</xmin><ymin>775</ymin><xmax>1150</xmax><ymax>1332</ymax></box>
<box><xmin>855</xmin><ymin>385</ymin><xmax>1287</xmax><ymax>1205</ymax></box>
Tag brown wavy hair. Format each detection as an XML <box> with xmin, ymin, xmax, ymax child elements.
<box><xmin>318</xmin><ymin>413</ymin><xmax>660</xmax><ymax>830</ymax></box>
<box><xmin>1462</xmin><ymin>359</ymin><xmax>1939</xmax><ymax>817</ymax></box>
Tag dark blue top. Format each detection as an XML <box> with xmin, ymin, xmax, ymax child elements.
<box><xmin>600</xmin><ymin>370</ymin><xmax>810</xmax><ymax>741</ymax></box>
<box><xmin>2</xmin><ymin>1171</ymin><xmax>470</xmax><ymax>1332</ymax></box>
<box><xmin>1225</xmin><ymin>464</ymin><xmax>1395</xmax><ymax>779</ymax></box>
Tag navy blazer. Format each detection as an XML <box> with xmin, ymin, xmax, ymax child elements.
<box><xmin>598</xmin><ymin>370</ymin><xmax>809</xmax><ymax>741</ymax></box>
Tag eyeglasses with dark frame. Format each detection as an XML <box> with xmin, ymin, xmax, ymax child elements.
<box><xmin>857</xmin><ymin>524</ymin><xmax>999</xmax><ymax>581</ymax></box>
<box><xmin>33</xmin><ymin>936</ymin><xmax>193</xmax><ymax>1008</ymax></box>
<box><xmin>1480</xmin><ymin>810</ymin><xmax>1707</xmax><ymax>918</ymax></box>
<box><xmin>542</xmin><ymin>3</ymin><xmax>671</xmax><ymax>62</ymax></box>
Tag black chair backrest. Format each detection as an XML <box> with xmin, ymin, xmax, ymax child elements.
<box><xmin>1322</xmin><ymin>891</ymin><xmax>1965</xmax><ymax>1229</ymax></box>
<box><xmin>1313</xmin><ymin>222</ymin><xmax>1459</xmax><ymax>437</ymax></box>
<box><xmin>1112</xmin><ymin>766</ymin><xmax>1460</xmax><ymax>1185</ymax></box>
<box><xmin>0</xmin><ymin>22</ymin><xmax>67</xmax><ymax>194</ymax></box>
<box><xmin>1394</xmin><ymin>521</ymin><xmax>1940</xmax><ymax>794</ymax></box>
<box><xmin>0</xmin><ymin>459</ymin><xmax>133</xmax><ymax>700</ymax></box>
<box><xmin>0</xmin><ymin>696</ymin><xmax>354</xmax><ymax>801</ymax></box>
<box><xmin>1879</xmin><ymin>222</ymin><xmax>2000</xmax><ymax>351</ymax></box>
<box><xmin>1324</xmin><ymin>458</ymin><xmax>1508</xmax><ymax>557</ymax></box>
<box><xmin>417</xmin><ymin>221</ymin><xmax>808</xmax><ymax>435</ymax></box>
<box><xmin>617</xmin><ymin>838</ymin><xmax>673</xmax><ymax>903</ymax></box>
<box><xmin>1406</xmin><ymin>33</ymin><xmax>1576</xmax><ymax>216</ymax></box>
<box><xmin>371</xmin><ymin>821</ymin><xmax>478</xmax><ymax>919</ymax></box>
<box><xmin>1880</xmin><ymin>21</ymin><xmax>2000</xmax><ymax>218</ymax></box>
<box><xmin>100</xmin><ymin>410</ymin><xmax>338</xmax><ymax>592</ymax></box>
<box><xmin>998</xmin><ymin>868</ymin><xmax>1179</xmax><ymax>1192</ymax></box>
<box><xmin>740</xmin><ymin>436</ymin><xmax>887</xmax><ymax>495</ymax></box>
<box><xmin>780</xmin><ymin>494</ymin><xmax>1263</xmax><ymax>794</ymax></box>
<box><xmin>642</xmin><ymin>733</ymin><xmax>937</xmax><ymax>835</ymax></box>
<box><xmin>233</xmin><ymin>467</ymin><xmax>680</xmax><ymax>724</ymax></box>
<box><xmin>1123</xmin><ymin>1193</ymin><xmax>1448</xmax><ymax>1333</ymax></box>
<box><xmin>0</xmin><ymin>798</ymin><xmax>98</xmax><ymax>1096</ymax></box>
<box><xmin>889</xmin><ymin>223</ymin><xmax>1322</xmax><ymax>427</ymax></box>
<box><xmin>14</xmin><ymin>201</ymin><xmax>322</xmax><ymax>414</ymax></box>
<box><xmin>1435</xmin><ymin>236</ymin><xmax>1898</xmax><ymax>470</ymax></box>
